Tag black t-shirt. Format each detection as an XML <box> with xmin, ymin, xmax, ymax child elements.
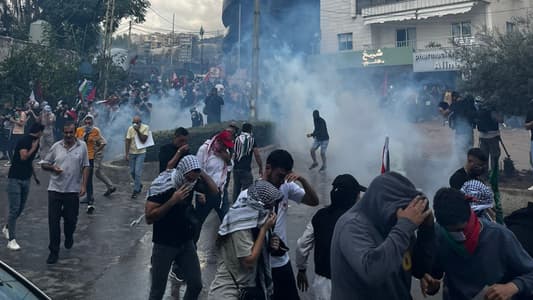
<box><xmin>147</xmin><ymin>179</ymin><xmax>208</xmax><ymax>247</ymax></box>
<box><xmin>8</xmin><ymin>134</ymin><xmax>38</xmax><ymax>180</ymax></box>
<box><xmin>158</xmin><ymin>143</ymin><xmax>191</xmax><ymax>173</ymax></box>
<box><xmin>234</xmin><ymin>141</ymin><xmax>258</xmax><ymax>171</ymax></box>
<box><xmin>526</xmin><ymin>106</ymin><xmax>533</xmax><ymax>141</ymax></box>
<box><xmin>449</xmin><ymin>99</ymin><xmax>476</xmax><ymax>134</ymax></box>
<box><xmin>449</xmin><ymin>167</ymin><xmax>474</xmax><ymax>189</ymax></box>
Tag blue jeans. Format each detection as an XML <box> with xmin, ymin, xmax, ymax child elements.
<box><xmin>129</xmin><ymin>153</ymin><xmax>145</xmax><ymax>193</ymax></box>
<box><xmin>7</xmin><ymin>178</ymin><xmax>30</xmax><ymax>241</ymax></box>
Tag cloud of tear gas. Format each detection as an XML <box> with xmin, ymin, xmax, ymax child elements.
<box><xmin>96</xmin><ymin>92</ymin><xmax>201</xmax><ymax>160</ymax></box>
<box><xmin>248</xmin><ymin>2</ymin><xmax>461</xmax><ymax>199</ymax></box>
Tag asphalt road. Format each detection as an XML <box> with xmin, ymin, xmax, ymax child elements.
<box><xmin>2</xmin><ymin>120</ymin><xmax>531</xmax><ymax>299</ymax></box>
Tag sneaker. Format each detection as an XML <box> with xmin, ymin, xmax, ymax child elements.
<box><xmin>2</xmin><ymin>225</ymin><xmax>9</xmax><ymax>240</ymax></box>
<box><xmin>131</xmin><ymin>192</ymin><xmax>138</xmax><ymax>199</ymax></box>
<box><xmin>309</xmin><ymin>162</ymin><xmax>318</xmax><ymax>170</ymax></box>
<box><xmin>528</xmin><ymin>185</ymin><xmax>533</xmax><ymax>191</ymax></box>
<box><xmin>319</xmin><ymin>165</ymin><xmax>327</xmax><ymax>172</ymax></box>
<box><xmin>104</xmin><ymin>187</ymin><xmax>117</xmax><ymax>197</ymax></box>
<box><xmin>7</xmin><ymin>240</ymin><xmax>21</xmax><ymax>251</ymax></box>
<box><xmin>65</xmin><ymin>236</ymin><xmax>73</xmax><ymax>249</ymax></box>
<box><xmin>3</xmin><ymin>161</ymin><xmax>10</xmax><ymax>167</ymax></box>
<box><xmin>87</xmin><ymin>205</ymin><xmax>95</xmax><ymax>214</ymax></box>
<box><xmin>169</xmin><ymin>270</ymin><xmax>184</xmax><ymax>282</ymax></box>
<box><xmin>46</xmin><ymin>252</ymin><xmax>58</xmax><ymax>264</ymax></box>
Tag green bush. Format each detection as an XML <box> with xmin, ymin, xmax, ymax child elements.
<box><xmin>146</xmin><ymin>121</ymin><xmax>275</xmax><ymax>162</ymax></box>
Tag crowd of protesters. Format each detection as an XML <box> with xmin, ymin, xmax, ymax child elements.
<box><xmin>4</xmin><ymin>72</ymin><xmax>533</xmax><ymax>300</ymax></box>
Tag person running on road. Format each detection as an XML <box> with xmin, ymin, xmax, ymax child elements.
<box><xmin>263</xmin><ymin>149</ymin><xmax>319</xmax><ymax>300</ymax></box>
<box><xmin>307</xmin><ymin>110</ymin><xmax>329</xmax><ymax>172</ymax></box>
<box><xmin>145</xmin><ymin>155</ymin><xmax>218</xmax><ymax>300</ymax></box>
<box><xmin>232</xmin><ymin>123</ymin><xmax>263</xmax><ymax>202</ymax></box>
<box><xmin>3</xmin><ymin>123</ymin><xmax>44</xmax><ymax>251</ymax></box>
<box><xmin>41</xmin><ymin>122</ymin><xmax>90</xmax><ymax>264</ymax></box>
<box><xmin>75</xmin><ymin>114</ymin><xmax>102</xmax><ymax>214</ymax></box>
<box><xmin>295</xmin><ymin>174</ymin><xmax>366</xmax><ymax>300</ymax></box>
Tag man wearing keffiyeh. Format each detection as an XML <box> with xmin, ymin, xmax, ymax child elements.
<box><xmin>145</xmin><ymin>155</ymin><xmax>218</xmax><ymax>300</ymax></box>
<box><xmin>421</xmin><ymin>187</ymin><xmax>533</xmax><ymax>300</ymax></box>
<box><xmin>209</xmin><ymin>180</ymin><xmax>282</xmax><ymax>300</ymax></box>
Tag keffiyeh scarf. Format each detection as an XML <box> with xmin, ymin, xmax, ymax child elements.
<box><xmin>461</xmin><ymin>180</ymin><xmax>494</xmax><ymax>212</ymax></box>
<box><xmin>218</xmin><ymin>180</ymin><xmax>283</xmax><ymax>237</ymax></box>
<box><xmin>147</xmin><ymin>155</ymin><xmax>201</xmax><ymax>198</ymax></box>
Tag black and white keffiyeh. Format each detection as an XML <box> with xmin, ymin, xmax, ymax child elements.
<box><xmin>218</xmin><ymin>180</ymin><xmax>283</xmax><ymax>236</ymax></box>
<box><xmin>147</xmin><ymin>155</ymin><xmax>201</xmax><ymax>198</ymax></box>
<box><xmin>461</xmin><ymin>179</ymin><xmax>494</xmax><ymax>212</ymax></box>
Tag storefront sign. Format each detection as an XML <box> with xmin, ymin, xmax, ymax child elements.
<box><xmin>413</xmin><ymin>49</ymin><xmax>461</xmax><ymax>72</ymax></box>
<box><xmin>362</xmin><ymin>49</ymin><xmax>385</xmax><ymax>66</ymax></box>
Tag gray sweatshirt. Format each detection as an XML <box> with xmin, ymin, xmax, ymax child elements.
<box><xmin>431</xmin><ymin>220</ymin><xmax>533</xmax><ymax>300</ymax></box>
<box><xmin>330</xmin><ymin>172</ymin><xmax>435</xmax><ymax>300</ymax></box>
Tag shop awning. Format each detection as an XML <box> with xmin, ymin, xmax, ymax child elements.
<box><xmin>363</xmin><ymin>1</ymin><xmax>478</xmax><ymax>25</ymax></box>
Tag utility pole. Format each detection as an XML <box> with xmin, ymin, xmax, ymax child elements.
<box><xmin>237</xmin><ymin>0</ymin><xmax>242</xmax><ymax>69</ymax></box>
<box><xmin>250</xmin><ymin>0</ymin><xmax>260</xmax><ymax>121</ymax></box>
<box><xmin>200</xmin><ymin>25</ymin><xmax>205</xmax><ymax>74</ymax></box>
<box><xmin>171</xmin><ymin>13</ymin><xmax>175</xmax><ymax>65</ymax></box>
<box><xmin>128</xmin><ymin>20</ymin><xmax>132</xmax><ymax>49</ymax></box>
<box><xmin>102</xmin><ymin>0</ymin><xmax>116</xmax><ymax>100</ymax></box>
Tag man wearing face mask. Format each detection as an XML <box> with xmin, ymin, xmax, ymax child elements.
<box><xmin>421</xmin><ymin>188</ymin><xmax>533</xmax><ymax>300</ymax></box>
<box><xmin>295</xmin><ymin>174</ymin><xmax>366</xmax><ymax>300</ymax></box>
<box><xmin>125</xmin><ymin>116</ymin><xmax>149</xmax><ymax>199</ymax></box>
<box><xmin>330</xmin><ymin>172</ymin><xmax>435</xmax><ymax>300</ymax></box>
<box><xmin>449</xmin><ymin>147</ymin><xmax>488</xmax><ymax>190</ymax></box>
<box><xmin>75</xmin><ymin>114</ymin><xmax>102</xmax><ymax>214</ymax></box>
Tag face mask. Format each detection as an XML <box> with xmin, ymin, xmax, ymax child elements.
<box><xmin>448</xmin><ymin>231</ymin><xmax>466</xmax><ymax>242</ymax></box>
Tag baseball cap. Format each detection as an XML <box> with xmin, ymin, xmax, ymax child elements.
<box><xmin>332</xmin><ymin>174</ymin><xmax>367</xmax><ymax>193</ymax></box>
<box><xmin>217</xmin><ymin>130</ymin><xmax>234</xmax><ymax>148</ymax></box>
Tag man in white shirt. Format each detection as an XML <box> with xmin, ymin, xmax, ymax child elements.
<box><xmin>195</xmin><ymin>130</ymin><xmax>234</xmax><ymax>229</ymax></box>
<box><xmin>264</xmin><ymin>149</ymin><xmax>319</xmax><ymax>300</ymax></box>
<box><xmin>125</xmin><ymin>116</ymin><xmax>149</xmax><ymax>199</ymax></box>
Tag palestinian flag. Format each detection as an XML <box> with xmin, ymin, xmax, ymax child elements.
<box><xmin>381</xmin><ymin>137</ymin><xmax>390</xmax><ymax>174</ymax></box>
<box><xmin>79</xmin><ymin>79</ymin><xmax>96</xmax><ymax>102</ymax></box>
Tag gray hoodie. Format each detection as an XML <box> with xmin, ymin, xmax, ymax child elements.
<box><xmin>330</xmin><ymin>172</ymin><xmax>435</xmax><ymax>300</ymax></box>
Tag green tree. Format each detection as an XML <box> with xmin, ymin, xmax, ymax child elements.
<box><xmin>0</xmin><ymin>45</ymin><xmax>79</xmax><ymax>107</ymax></box>
<box><xmin>455</xmin><ymin>19</ymin><xmax>533</xmax><ymax>115</ymax></box>
<box><xmin>36</xmin><ymin>0</ymin><xmax>149</xmax><ymax>54</ymax></box>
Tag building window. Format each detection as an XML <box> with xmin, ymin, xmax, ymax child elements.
<box><xmin>452</xmin><ymin>21</ymin><xmax>473</xmax><ymax>45</ymax></box>
<box><xmin>338</xmin><ymin>33</ymin><xmax>353</xmax><ymax>51</ymax></box>
<box><xmin>506</xmin><ymin>22</ymin><xmax>516</xmax><ymax>33</ymax></box>
<box><xmin>396</xmin><ymin>28</ymin><xmax>416</xmax><ymax>48</ymax></box>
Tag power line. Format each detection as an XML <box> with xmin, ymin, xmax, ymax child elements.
<box><xmin>148</xmin><ymin>7</ymin><xmax>174</xmax><ymax>25</ymax></box>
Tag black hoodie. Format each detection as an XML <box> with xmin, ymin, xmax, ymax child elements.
<box><xmin>330</xmin><ymin>172</ymin><xmax>435</xmax><ymax>300</ymax></box>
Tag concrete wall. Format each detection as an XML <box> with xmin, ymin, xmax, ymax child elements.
<box><xmin>321</xmin><ymin>0</ymin><xmax>371</xmax><ymax>53</ymax></box>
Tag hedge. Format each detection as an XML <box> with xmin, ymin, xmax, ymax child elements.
<box><xmin>145</xmin><ymin>121</ymin><xmax>275</xmax><ymax>162</ymax></box>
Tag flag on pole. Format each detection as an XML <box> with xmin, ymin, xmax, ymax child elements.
<box><xmin>78</xmin><ymin>79</ymin><xmax>96</xmax><ymax>102</ymax></box>
<box><xmin>381</xmin><ymin>137</ymin><xmax>390</xmax><ymax>174</ymax></box>
<box><xmin>489</xmin><ymin>165</ymin><xmax>504</xmax><ymax>224</ymax></box>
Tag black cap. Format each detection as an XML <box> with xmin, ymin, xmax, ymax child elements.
<box><xmin>332</xmin><ymin>174</ymin><xmax>367</xmax><ymax>193</ymax></box>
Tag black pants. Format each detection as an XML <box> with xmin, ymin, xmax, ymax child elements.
<box><xmin>233</xmin><ymin>169</ymin><xmax>253</xmax><ymax>202</ymax></box>
<box><xmin>272</xmin><ymin>262</ymin><xmax>300</xmax><ymax>300</ymax></box>
<box><xmin>86</xmin><ymin>159</ymin><xmax>94</xmax><ymax>205</ymax></box>
<box><xmin>48</xmin><ymin>191</ymin><xmax>79</xmax><ymax>254</ymax></box>
<box><xmin>149</xmin><ymin>241</ymin><xmax>202</xmax><ymax>300</ymax></box>
<box><xmin>194</xmin><ymin>193</ymin><xmax>228</xmax><ymax>243</ymax></box>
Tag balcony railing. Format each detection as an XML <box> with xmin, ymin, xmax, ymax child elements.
<box><xmin>349</xmin><ymin>35</ymin><xmax>476</xmax><ymax>52</ymax></box>
<box><xmin>362</xmin><ymin>0</ymin><xmax>477</xmax><ymax>17</ymax></box>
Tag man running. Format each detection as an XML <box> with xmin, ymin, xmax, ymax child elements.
<box><xmin>307</xmin><ymin>110</ymin><xmax>329</xmax><ymax>172</ymax></box>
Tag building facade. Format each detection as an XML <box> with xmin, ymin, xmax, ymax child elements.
<box><xmin>321</xmin><ymin>0</ymin><xmax>532</xmax><ymax>78</ymax></box>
